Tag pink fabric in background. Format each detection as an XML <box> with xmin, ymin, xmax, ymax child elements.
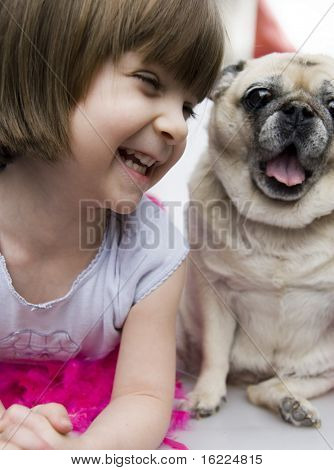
<box><xmin>254</xmin><ymin>0</ymin><xmax>295</xmax><ymax>57</ymax></box>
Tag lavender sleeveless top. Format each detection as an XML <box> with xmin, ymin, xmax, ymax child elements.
<box><xmin>0</xmin><ymin>195</ymin><xmax>188</xmax><ymax>362</ymax></box>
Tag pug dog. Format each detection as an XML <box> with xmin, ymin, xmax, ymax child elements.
<box><xmin>177</xmin><ymin>53</ymin><xmax>334</xmax><ymax>427</ymax></box>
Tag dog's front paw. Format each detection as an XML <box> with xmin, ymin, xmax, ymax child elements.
<box><xmin>182</xmin><ymin>386</ymin><xmax>226</xmax><ymax>419</ymax></box>
<box><xmin>279</xmin><ymin>396</ymin><xmax>321</xmax><ymax>428</ymax></box>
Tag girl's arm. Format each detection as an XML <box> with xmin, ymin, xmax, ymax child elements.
<box><xmin>0</xmin><ymin>260</ymin><xmax>186</xmax><ymax>450</ymax></box>
<box><xmin>79</xmin><ymin>260</ymin><xmax>186</xmax><ymax>450</ymax></box>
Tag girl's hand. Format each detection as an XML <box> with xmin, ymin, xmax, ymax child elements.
<box><xmin>31</xmin><ymin>403</ymin><xmax>73</xmax><ymax>434</ymax></box>
<box><xmin>0</xmin><ymin>401</ymin><xmax>81</xmax><ymax>450</ymax></box>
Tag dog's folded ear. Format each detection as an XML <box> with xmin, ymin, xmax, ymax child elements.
<box><xmin>209</xmin><ymin>60</ymin><xmax>246</xmax><ymax>101</ymax></box>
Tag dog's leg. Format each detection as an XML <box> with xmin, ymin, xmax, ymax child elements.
<box><xmin>247</xmin><ymin>373</ymin><xmax>334</xmax><ymax>427</ymax></box>
<box><xmin>186</xmin><ymin>280</ymin><xmax>236</xmax><ymax>418</ymax></box>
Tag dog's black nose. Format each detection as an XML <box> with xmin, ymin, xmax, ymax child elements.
<box><xmin>282</xmin><ymin>102</ymin><xmax>315</xmax><ymax>126</ymax></box>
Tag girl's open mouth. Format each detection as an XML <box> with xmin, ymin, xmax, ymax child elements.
<box><xmin>117</xmin><ymin>147</ymin><xmax>156</xmax><ymax>178</ymax></box>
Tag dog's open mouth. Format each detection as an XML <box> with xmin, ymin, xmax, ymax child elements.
<box><xmin>258</xmin><ymin>144</ymin><xmax>313</xmax><ymax>198</ymax></box>
<box><xmin>265</xmin><ymin>144</ymin><xmax>306</xmax><ymax>187</ymax></box>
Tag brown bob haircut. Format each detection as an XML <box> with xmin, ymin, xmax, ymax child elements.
<box><xmin>0</xmin><ymin>0</ymin><xmax>224</xmax><ymax>168</ymax></box>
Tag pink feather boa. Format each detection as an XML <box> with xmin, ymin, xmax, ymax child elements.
<box><xmin>0</xmin><ymin>348</ymin><xmax>189</xmax><ymax>449</ymax></box>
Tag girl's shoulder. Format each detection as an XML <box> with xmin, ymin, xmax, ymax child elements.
<box><xmin>116</xmin><ymin>194</ymin><xmax>187</xmax><ymax>255</ymax></box>
<box><xmin>108</xmin><ymin>194</ymin><xmax>188</xmax><ymax>319</ymax></box>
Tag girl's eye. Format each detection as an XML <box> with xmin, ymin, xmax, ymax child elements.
<box><xmin>183</xmin><ymin>105</ymin><xmax>197</xmax><ymax>120</ymax></box>
<box><xmin>135</xmin><ymin>73</ymin><xmax>160</xmax><ymax>90</ymax></box>
<box><xmin>135</xmin><ymin>72</ymin><xmax>197</xmax><ymax>119</ymax></box>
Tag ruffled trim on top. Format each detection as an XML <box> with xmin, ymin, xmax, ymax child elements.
<box><xmin>0</xmin><ymin>212</ymin><xmax>111</xmax><ymax>310</ymax></box>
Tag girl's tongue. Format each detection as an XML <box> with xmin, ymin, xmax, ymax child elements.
<box><xmin>265</xmin><ymin>149</ymin><xmax>306</xmax><ymax>187</ymax></box>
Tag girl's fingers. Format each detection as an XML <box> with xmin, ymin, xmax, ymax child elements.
<box><xmin>0</xmin><ymin>441</ymin><xmax>21</xmax><ymax>450</ymax></box>
<box><xmin>0</xmin><ymin>403</ymin><xmax>68</xmax><ymax>449</ymax></box>
<box><xmin>0</xmin><ymin>404</ymin><xmax>29</xmax><ymax>435</ymax></box>
<box><xmin>0</xmin><ymin>425</ymin><xmax>51</xmax><ymax>450</ymax></box>
<box><xmin>32</xmin><ymin>403</ymin><xmax>73</xmax><ymax>434</ymax></box>
<box><xmin>0</xmin><ymin>401</ymin><xmax>6</xmax><ymax>419</ymax></box>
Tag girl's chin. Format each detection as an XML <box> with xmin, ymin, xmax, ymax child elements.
<box><xmin>104</xmin><ymin>193</ymin><xmax>143</xmax><ymax>214</ymax></box>
<box><xmin>111</xmin><ymin>199</ymin><xmax>139</xmax><ymax>214</ymax></box>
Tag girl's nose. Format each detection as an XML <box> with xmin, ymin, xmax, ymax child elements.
<box><xmin>154</xmin><ymin>108</ymin><xmax>188</xmax><ymax>145</ymax></box>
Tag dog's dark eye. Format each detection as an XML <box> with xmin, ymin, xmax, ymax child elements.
<box><xmin>243</xmin><ymin>87</ymin><xmax>272</xmax><ymax>111</ymax></box>
<box><xmin>328</xmin><ymin>100</ymin><xmax>334</xmax><ymax>118</ymax></box>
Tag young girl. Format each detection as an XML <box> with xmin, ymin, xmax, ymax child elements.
<box><xmin>0</xmin><ymin>0</ymin><xmax>224</xmax><ymax>449</ymax></box>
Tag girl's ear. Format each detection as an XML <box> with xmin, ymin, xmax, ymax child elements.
<box><xmin>209</xmin><ymin>60</ymin><xmax>246</xmax><ymax>101</ymax></box>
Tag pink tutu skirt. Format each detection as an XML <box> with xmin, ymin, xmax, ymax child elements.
<box><xmin>0</xmin><ymin>348</ymin><xmax>189</xmax><ymax>449</ymax></box>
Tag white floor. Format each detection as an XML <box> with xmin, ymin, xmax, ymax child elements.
<box><xmin>152</xmin><ymin>1</ymin><xmax>334</xmax><ymax>452</ymax></box>
<box><xmin>172</xmin><ymin>377</ymin><xmax>334</xmax><ymax>450</ymax></box>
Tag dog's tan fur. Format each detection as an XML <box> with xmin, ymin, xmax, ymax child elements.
<box><xmin>177</xmin><ymin>53</ymin><xmax>334</xmax><ymax>426</ymax></box>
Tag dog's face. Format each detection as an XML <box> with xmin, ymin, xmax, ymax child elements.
<box><xmin>209</xmin><ymin>53</ymin><xmax>334</xmax><ymax>227</ymax></box>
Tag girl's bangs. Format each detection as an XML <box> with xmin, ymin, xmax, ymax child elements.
<box><xmin>119</xmin><ymin>0</ymin><xmax>225</xmax><ymax>102</ymax></box>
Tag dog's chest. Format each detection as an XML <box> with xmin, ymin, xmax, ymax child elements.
<box><xmin>229</xmin><ymin>243</ymin><xmax>334</xmax><ymax>292</ymax></box>
<box><xmin>205</xmin><ymin>219</ymin><xmax>334</xmax><ymax>375</ymax></box>
<box><xmin>201</xmin><ymin>211</ymin><xmax>334</xmax><ymax>293</ymax></box>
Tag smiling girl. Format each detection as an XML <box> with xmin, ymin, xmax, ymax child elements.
<box><xmin>0</xmin><ymin>0</ymin><xmax>224</xmax><ymax>449</ymax></box>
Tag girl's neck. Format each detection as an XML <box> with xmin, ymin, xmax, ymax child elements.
<box><xmin>0</xmin><ymin>156</ymin><xmax>106</xmax><ymax>262</ymax></box>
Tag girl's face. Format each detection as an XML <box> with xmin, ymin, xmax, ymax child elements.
<box><xmin>69</xmin><ymin>52</ymin><xmax>197</xmax><ymax>213</ymax></box>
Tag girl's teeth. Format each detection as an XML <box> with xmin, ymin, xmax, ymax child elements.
<box><xmin>120</xmin><ymin>147</ymin><xmax>155</xmax><ymax>167</ymax></box>
<box><xmin>124</xmin><ymin>159</ymin><xmax>147</xmax><ymax>175</ymax></box>
<box><xmin>137</xmin><ymin>155</ymin><xmax>155</xmax><ymax>167</ymax></box>
<box><xmin>124</xmin><ymin>159</ymin><xmax>134</xmax><ymax>169</ymax></box>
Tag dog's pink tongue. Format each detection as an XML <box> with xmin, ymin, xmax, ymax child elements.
<box><xmin>266</xmin><ymin>152</ymin><xmax>305</xmax><ymax>186</ymax></box>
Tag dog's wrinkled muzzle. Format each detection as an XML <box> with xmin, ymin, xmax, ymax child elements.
<box><xmin>252</xmin><ymin>104</ymin><xmax>330</xmax><ymax>201</ymax></box>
